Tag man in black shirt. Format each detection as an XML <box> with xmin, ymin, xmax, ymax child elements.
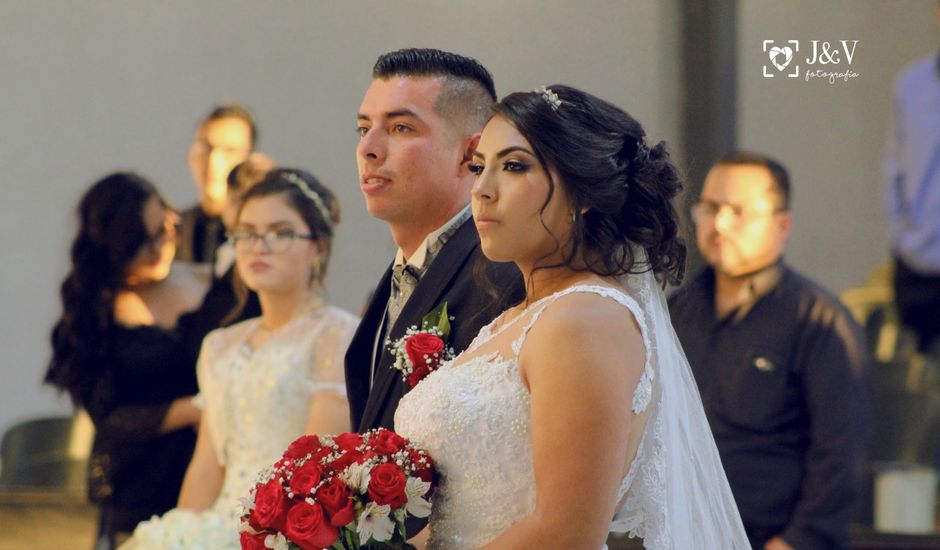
<box><xmin>669</xmin><ymin>151</ymin><xmax>869</xmax><ymax>550</ymax></box>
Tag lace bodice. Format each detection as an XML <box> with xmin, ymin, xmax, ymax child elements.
<box><xmin>124</xmin><ymin>305</ymin><xmax>358</xmax><ymax>549</ymax></box>
<box><xmin>395</xmin><ymin>285</ymin><xmax>651</xmax><ymax>550</ymax></box>
<box><xmin>199</xmin><ymin>305</ymin><xmax>358</xmax><ymax>522</ymax></box>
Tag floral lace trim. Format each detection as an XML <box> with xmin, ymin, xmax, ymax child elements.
<box><xmin>610</xmin><ymin>402</ymin><xmax>670</xmax><ymax>548</ymax></box>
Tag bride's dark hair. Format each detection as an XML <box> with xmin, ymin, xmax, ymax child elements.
<box><xmin>492</xmin><ymin>85</ymin><xmax>686</xmax><ymax>286</ymax></box>
<box><xmin>46</xmin><ymin>173</ymin><xmax>164</xmax><ymax>405</ymax></box>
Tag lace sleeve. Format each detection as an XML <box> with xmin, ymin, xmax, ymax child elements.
<box><xmin>306</xmin><ymin>308</ymin><xmax>359</xmax><ymax>397</ymax></box>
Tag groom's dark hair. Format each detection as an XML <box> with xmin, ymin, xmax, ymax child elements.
<box><xmin>372</xmin><ymin>48</ymin><xmax>496</xmax><ymax>135</ymax></box>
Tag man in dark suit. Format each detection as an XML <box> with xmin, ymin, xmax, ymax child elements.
<box><xmin>346</xmin><ymin>48</ymin><xmax>523</xmax><ymax>432</ymax></box>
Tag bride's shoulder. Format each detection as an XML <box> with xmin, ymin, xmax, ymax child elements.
<box><xmin>523</xmin><ymin>286</ymin><xmax>643</xmax><ymax>357</ymax></box>
<box><xmin>520</xmin><ymin>287</ymin><xmax>646</xmax><ymax>387</ymax></box>
<box><xmin>538</xmin><ymin>287</ymin><xmax>640</xmax><ymax>334</ymax></box>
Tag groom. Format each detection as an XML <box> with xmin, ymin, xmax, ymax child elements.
<box><xmin>345</xmin><ymin>48</ymin><xmax>523</xmax><ymax>432</ymax></box>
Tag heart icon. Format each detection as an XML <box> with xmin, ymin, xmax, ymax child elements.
<box><xmin>769</xmin><ymin>46</ymin><xmax>793</xmax><ymax>71</ymax></box>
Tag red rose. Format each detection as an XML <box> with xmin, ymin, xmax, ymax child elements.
<box><xmin>273</xmin><ymin>456</ymin><xmax>294</xmax><ymax>471</ymax></box>
<box><xmin>249</xmin><ymin>478</ymin><xmax>289</xmax><ymax>532</ymax></box>
<box><xmin>367</xmin><ymin>462</ymin><xmax>408</xmax><ymax>508</ymax></box>
<box><xmin>283</xmin><ymin>435</ymin><xmax>323</xmax><ymax>460</ymax></box>
<box><xmin>330</xmin><ymin>448</ymin><xmax>365</xmax><ymax>472</ymax></box>
<box><xmin>368</xmin><ymin>429</ymin><xmax>408</xmax><ymax>456</ymax></box>
<box><xmin>289</xmin><ymin>462</ymin><xmax>323</xmax><ymax>496</ymax></box>
<box><xmin>315</xmin><ymin>477</ymin><xmax>356</xmax><ymax>527</ymax></box>
<box><xmin>405</xmin><ymin>333</ymin><xmax>445</xmax><ymax>371</ymax></box>
<box><xmin>406</xmin><ymin>362</ymin><xmax>432</xmax><ymax>387</ymax></box>
<box><xmin>239</xmin><ymin>531</ymin><xmax>267</xmax><ymax>550</ymax></box>
<box><xmin>284</xmin><ymin>501</ymin><xmax>339</xmax><ymax>550</ymax></box>
<box><xmin>333</xmin><ymin>432</ymin><xmax>364</xmax><ymax>452</ymax></box>
<box><xmin>408</xmin><ymin>448</ymin><xmax>434</xmax><ymax>483</ymax></box>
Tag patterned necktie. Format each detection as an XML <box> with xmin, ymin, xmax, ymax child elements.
<box><xmin>388</xmin><ymin>263</ymin><xmax>420</xmax><ymax>328</ymax></box>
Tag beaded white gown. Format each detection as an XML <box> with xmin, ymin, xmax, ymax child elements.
<box><xmin>395</xmin><ymin>282</ymin><xmax>750</xmax><ymax>550</ymax></box>
<box><xmin>124</xmin><ymin>305</ymin><xmax>358</xmax><ymax>549</ymax></box>
<box><xmin>395</xmin><ymin>285</ymin><xmax>647</xmax><ymax>550</ymax></box>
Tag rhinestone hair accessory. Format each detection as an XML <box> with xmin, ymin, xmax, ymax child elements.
<box><xmin>535</xmin><ymin>85</ymin><xmax>562</xmax><ymax>111</ymax></box>
<box><xmin>280</xmin><ymin>171</ymin><xmax>333</xmax><ymax>226</ymax></box>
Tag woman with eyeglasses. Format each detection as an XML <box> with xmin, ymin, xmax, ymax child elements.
<box><xmin>46</xmin><ymin>172</ymin><xmax>212</xmax><ymax>548</ymax></box>
<box><xmin>121</xmin><ymin>169</ymin><xmax>357</xmax><ymax>549</ymax></box>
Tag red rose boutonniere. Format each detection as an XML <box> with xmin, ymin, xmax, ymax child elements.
<box><xmin>386</xmin><ymin>302</ymin><xmax>455</xmax><ymax>387</ymax></box>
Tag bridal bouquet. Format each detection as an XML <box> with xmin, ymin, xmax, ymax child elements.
<box><xmin>239</xmin><ymin>429</ymin><xmax>434</xmax><ymax>550</ymax></box>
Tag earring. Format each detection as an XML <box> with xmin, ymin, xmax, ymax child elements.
<box><xmin>567</xmin><ymin>211</ymin><xmax>575</xmax><ymax>224</ymax></box>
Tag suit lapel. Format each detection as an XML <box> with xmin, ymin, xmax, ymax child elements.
<box><xmin>359</xmin><ymin>219</ymin><xmax>479</xmax><ymax>430</ymax></box>
<box><xmin>346</xmin><ymin>265</ymin><xmax>393</xmax><ymax>430</ymax></box>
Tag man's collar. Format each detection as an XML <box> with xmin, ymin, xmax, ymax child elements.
<box><xmin>714</xmin><ymin>261</ymin><xmax>784</xmax><ymax>323</ymax></box>
<box><xmin>394</xmin><ymin>205</ymin><xmax>471</xmax><ymax>270</ymax></box>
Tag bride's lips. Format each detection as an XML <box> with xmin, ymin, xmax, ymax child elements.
<box><xmin>361</xmin><ymin>173</ymin><xmax>391</xmax><ymax>194</ymax></box>
<box><xmin>249</xmin><ymin>260</ymin><xmax>271</xmax><ymax>272</ymax></box>
<box><xmin>474</xmin><ymin>215</ymin><xmax>499</xmax><ymax>230</ymax></box>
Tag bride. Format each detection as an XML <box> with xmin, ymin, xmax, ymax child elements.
<box><xmin>124</xmin><ymin>169</ymin><xmax>358</xmax><ymax>548</ymax></box>
<box><xmin>395</xmin><ymin>86</ymin><xmax>749</xmax><ymax>549</ymax></box>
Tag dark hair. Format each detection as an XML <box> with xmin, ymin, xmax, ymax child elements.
<box><xmin>202</xmin><ymin>102</ymin><xmax>259</xmax><ymax>150</ymax></box>
<box><xmin>373</xmin><ymin>48</ymin><xmax>496</xmax><ymax>134</ymax></box>
<box><xmin>46</xmin><ymin>173</ymin><xmax>163</xmax><ymax>405</ymax></box>
<box><xmin>493</xmin><ymin>85</ymin><xmax>686</xmax><ymax>286</ymax></box>
<box><xmin>225</xmin><ymin>168</ymin><xmax>339</xmax><ymax>321</ymax></box>
<box><xmin>714</xmin><ymin>150</ymin><xmax>791</xmax><ymax>210</ymax></box>
<box><xmin>226</xmin><ymin>156</ymin><xmax>274</xmax><ymax>194</ymax></box>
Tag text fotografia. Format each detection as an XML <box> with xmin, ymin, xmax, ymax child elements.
<box><xmin>763</xmin><ymin>40</ymin><xmax>860</xmax><ymax>84</ymax></box>
<box><xmin>804</xmin><ymin>69</ymin><xmax>860</xmax><ymax>83</ymax></box>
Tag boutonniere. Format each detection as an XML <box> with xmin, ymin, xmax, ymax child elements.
<box><xmin>386</xmin><ymin>302</ymin><xmax>455</xmax><ymax>388</ymax></box>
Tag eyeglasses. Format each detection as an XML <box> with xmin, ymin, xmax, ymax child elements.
<box><xmin>228</xmin><ymin>229</ymin><xmax>315</xmax><ymax>254</ymax></box>
<box><xmin>189</xmin><ymin>140</ymin><xmax>251</xmax><ymax>160</ymax></box>
<box><xmin>690</xmin><ymin>200</ymin><xmax>785</xmax><ymax>228</ymax></box>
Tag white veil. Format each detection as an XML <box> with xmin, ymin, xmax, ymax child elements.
<box><xmin>611</xmin><ymin>255</ymin><xmax>750</xmax><ymax>549</ymax></box>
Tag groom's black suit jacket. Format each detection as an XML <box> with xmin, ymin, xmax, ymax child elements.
<box><xmin>345</xmin><ymin>217</ymin><xmax>524</xmax><ymax>432</ymax></box>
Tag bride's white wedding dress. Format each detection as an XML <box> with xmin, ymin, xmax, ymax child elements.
<box><xmin>396</xmin><ymin>275</ymin><xmax>749</xmax><ymax>549</ymax></box>
<box><xmin>123</xmin><ymin>306</ymin><xmax>358</xmax><ymax>549</ymax></box>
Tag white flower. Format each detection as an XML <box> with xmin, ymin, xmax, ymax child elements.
<box><xmin>404</xmin><ymin>477</ymin><xmax>432</xmax><ymax>518</ymax></box>
<box><xmin>129</xmin><ymin>509</ymin><xmax>240</xmax><ymax>549</ymax></box>
<box><xmin>238</xmin><ymin>495</ymin><xmax>255</xmax><ymax>515</ymax></box>
<box><xmin>339</xmin><ymin>461</ymin><xmax>372</xmax><ymax>493</ymax></box>
<box><xmin>357</xmin><ymin>502</ymin><xmax>395</xmax><ymax>543</ymax></box>
<box><xmin>264</xmin><ymin>532</ymin><xmax>289</xmax><ymax>550</ymax></box>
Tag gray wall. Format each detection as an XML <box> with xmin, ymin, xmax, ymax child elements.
<box><xmin>737</xmin><ymin>0</ymin><xmax>939</xmax><ymax>292</ymax></box>
<box><xmin>0</xmin><ymin>1</ymin><xmax>680</xmax><ymax>433</ymax></box>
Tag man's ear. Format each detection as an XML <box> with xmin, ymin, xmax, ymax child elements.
<box><xmin>458</xmin><ymin>134</ymin><xmax>481</xmax><ymax>175</ymax></box>
<box><xmin>778</xmin><ymin>211</ymin><xmax>793</xmax><ymax>239</ymax></box>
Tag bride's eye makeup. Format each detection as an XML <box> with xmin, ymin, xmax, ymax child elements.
<box><xmin>468</xmin><ymin>163</ymin><xmax>485</xmax><ymax>175</ymax></box>
<box><xmin>503</xmin><ymin>159</ymin><xmax>530</xmax><ymax>173</ymax></box>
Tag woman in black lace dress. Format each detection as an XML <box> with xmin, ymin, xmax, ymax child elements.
<box><xmin>46</xmin><ymin>173</ymin><xmax>212</xmax><ymax>548</ymax></box>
